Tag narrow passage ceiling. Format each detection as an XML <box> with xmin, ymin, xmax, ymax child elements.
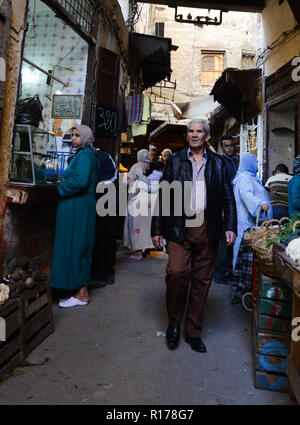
<box><xmin>135</xmin><ymin>1</ymin><xmax>265</xmax><ymax>13</ymax></box>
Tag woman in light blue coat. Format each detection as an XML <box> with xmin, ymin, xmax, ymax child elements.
<box><xmin>231</xmin><ymin>154</ymin><xmax>272</xmax><ymax>303</ymax></box>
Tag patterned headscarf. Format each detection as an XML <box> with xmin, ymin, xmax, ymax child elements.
<box><xmin>293</xmin><ymin>155</ymin><xmax>300</xmax><ymax>175</ymax></box>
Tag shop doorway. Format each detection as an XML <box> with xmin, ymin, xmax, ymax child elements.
<box><xmin>267</xmin><ymin>96</ymin><xmax>297</xmax><ymax>178</ymax></box>
<box><xmin>16</xmin><ymin>0</ymin><xmax>90</xmax><ymax>180</ymax></box>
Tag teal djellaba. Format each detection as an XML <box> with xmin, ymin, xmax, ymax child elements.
<box><xmin>50</xmin><ymin>125</ymin><xmax>97</xmax><ymax>308</ymax></box>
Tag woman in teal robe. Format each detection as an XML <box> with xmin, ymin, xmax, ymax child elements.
<box><xmin>50</xmin><ymin>125</ymin><xmax>97</xmax><ymax>307</ymax></box>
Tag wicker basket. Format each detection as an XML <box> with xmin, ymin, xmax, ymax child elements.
<box><xmin>244</xmin><ymin>217</ymin><xmax>290</xmax><ymax>278</ymax></box>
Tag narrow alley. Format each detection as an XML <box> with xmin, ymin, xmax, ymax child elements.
<box><xmin>0</xmin><ymin>250</ymin><xmax>294</xmax><ymax>405</ymax></box>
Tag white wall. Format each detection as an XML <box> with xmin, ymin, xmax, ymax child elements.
<box><xmin>260</xmin><ymin>0</ymin><xmax>300</xmax><ymax>76</ymax></box>
<box><xmin>118</xmin><ymin>0</ymin><xmax>129</xmax><ymax>24</ymax></box>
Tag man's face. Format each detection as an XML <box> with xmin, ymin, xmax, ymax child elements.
<box><xmin>187</xmin><ymin>123</ymin><xmax>210</xmax><ymax>150</ymax></box>
<box><xmin>150</xmin><ymin>150</ymin><xmax>159</xmax><ymax>161</ymax></box>
<box><xmin>222</xmin><ymin>139</ymin><xmax>235</xmax><ymax>157</ymax></box>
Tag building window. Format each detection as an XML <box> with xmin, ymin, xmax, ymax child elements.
<box><xmin>48</xmin><ymin>0</ymin><xmax>97</xmax><ymax>33</ymax></box>
<box><xmin>200</xmin><ymin>52</ymin><xmax>224</xmax><ymax>85</ymax></box>
<box><xmin>155</xmin><ymin>22</ymin><xmax>165</xmax><ymax>37</ymax></box>
<box><xmin>241</xmin><ymin>50</ymin><xmax>256</xmax><ymax>70</ymax></box>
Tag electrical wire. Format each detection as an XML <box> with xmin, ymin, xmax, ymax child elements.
<box><xmin>256</xmin><ymin>25</ymin><xmax>300</xmax><ymax>67</ymax></box>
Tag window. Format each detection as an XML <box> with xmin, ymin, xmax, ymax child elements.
<box><xmin>241</xmin><ymin>50</ymin><xmax>256</xmax><ymax>70</ymax></box>
<box><xmin>155</xmin><ymin>22</ymin><xmax>165</xmax><ymax>38</ymax></box>
<box><xmin>200</xmin><ymin>52</ymin><xmax>224</xmax><ymax>85</ymax></box>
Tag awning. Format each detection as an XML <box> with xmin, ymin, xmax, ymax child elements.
<box><xmin>287</xmin><ymin>0</ymin><xmax>300</xmax><ymax>25</ymax></box>
<box><xmin>210</xmin><ymin>68</ymin><xmax>262</xmax><ymax>123</ymax></box>
<box><xmin>169</xmin><ymin>95</ymin><xmax>220</xmax><ymax>120</ymax></box>
<box><xmin>136</xmin><ymin>1</ymin><xmax>265</xmax><ymax>13</ymax></box>
<box><xmin>129</xmin><ymin>33</ymin><xmax>177</xmax><ymax>90</ymax></box>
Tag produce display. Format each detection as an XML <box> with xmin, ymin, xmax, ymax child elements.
<box><xmin>285</xmin><ymin>238</ymin><xmax>300</xmax><ymax>263</ymax></box>
<box><xmin>0</xmin><ymin>256</ymin><xmax>48</xmax><ymax>302</ymax></box>
<box><xmin>0</xmin><ymin>284</ymin><xmax>10</xmax><ymax>305</ymax></box>
<box><xmin>267</xmin><ymin>214</ymin><xmax>300</xmax><ymax>247</ymax></box>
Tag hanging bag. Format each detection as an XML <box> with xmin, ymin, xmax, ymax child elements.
<box><xmin>16</xmin><ymin>94</ymin><xmax>44</xmax><ymax>127</ymax></box>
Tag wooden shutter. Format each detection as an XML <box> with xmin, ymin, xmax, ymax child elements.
<box><xmin>201</xmin><ymin>53</ymin><xmax>224</xmax><ymax>85</ymax></box>
<box><xmin>94</xmin><ymin>47</ymin><xmax>121</xmax><ymax>158</ymax></box>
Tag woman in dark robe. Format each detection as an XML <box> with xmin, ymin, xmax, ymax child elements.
<box><xmin>50</xmin><ymin>125</ymin><xmax>97</xmax><ymax>308</ymax></box>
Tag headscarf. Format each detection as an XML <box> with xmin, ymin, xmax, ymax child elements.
<box><xmin>137</xmin><ymin>149</ymin><xmax>151</xmax><ymax>163</ymax></box>
<box><xmin>72</xmin><ymin>125</ymin><xmax>95</xmax><ymax>150</ymax></box>
<box><xmin>67</xmin><ymin>125</ymin><xmax>95</xmax><ymax>164</ymax></box>
<box><xmin>232</xmin><ymin>153</ymin><xmax>261</xmax><ymax>186</ymax></box>
<box><xmin>292</xmin><ymin>155</ymin><xmax>300</xmax><ymax>175</ymax></box>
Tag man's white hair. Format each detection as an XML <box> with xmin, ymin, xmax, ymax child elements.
<box><xmin>187</xmin><ymin>119</ymin><xmax>210</xmax><ymax>135</ymax></box>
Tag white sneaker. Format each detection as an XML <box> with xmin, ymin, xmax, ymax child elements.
<box><xmin>59</xmin><ymin>296</ymin><xmax>88</xmax><ymax>308</ymax></box>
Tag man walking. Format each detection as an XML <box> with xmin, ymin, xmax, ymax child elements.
<box><xmin>151</xmin><ymin>119</ymin><xmax>236</xmax><ymax>353</ymax></box>
<box><xmin>214</xmin><ymin>135</ymin><xmax>238</xmax><ymax>285</ymax></box>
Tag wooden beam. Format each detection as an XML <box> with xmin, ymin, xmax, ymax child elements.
<box><xmin>136</xmin><ymin>1</ymin><xmax>265</xmax><ymax>13</ymax></box>
<box><xmin>288</xmin><ymin>0</ymin><xmax>300</xmax><ymax>26</ymax></box>
<box><xmin>150</xmin><ymin>121</ymin><xmax>169</xmax><ymax>139</ymax></box>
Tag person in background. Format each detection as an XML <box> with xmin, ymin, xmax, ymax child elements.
<box><xmin>265</xmin><ymin>163</ymin><xmax>291</xmax><ymax>220</ymax></box>
<box><xmin>288</xmin><ymin>156</ymin><xmax>300</xmax><ymax>218</ymax></box>
<box><xmin>126</xmin><ymin>149</ymin><xmax>151</xmax><ymax>184</ymax></box>
<box><xmin>123</xmin><ymin>149</ymin><xmax>153</xmax><ymax>259</ymax></box>
<box><xmin>50</xmin><ymin>125</ymin><xmax>97</xmax><ymax>308</ymax></box>
<box><xmin>161</xmin><ymin>148</ymin><xmax>172</xmax><ymax>165</ymax></box>
<box><xmin>231</xmin><ymin>154</ymin><xmax>272</xmax><ymax>304</ymax></box>
<box><xmin>90</xmin><ymin>149</ymin><xmax>118</xmax><ymax>287</ymax></box>
<box><xmin>149</xmin><ymin>147</ymin><xmax>161</xmax><ymax>162</ymax></box>
<box><xmin>219</xmin><ymin>135</ymin><xmax>238</xmax><ymax>185</ymax></box>
<box><xmin>214</xmin><ymin>135</ymin><xmax>238</xmax><ymax>286</ymax></box>
<box><xmin>147</xmin><ymin>160</ymin><xmax>164</xmax><ymax>181</ymax></box>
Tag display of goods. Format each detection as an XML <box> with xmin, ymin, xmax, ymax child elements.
<box><xmin>255</xmin><ymin>371</ymin><xmax>289</xmax><ymax>392</ymax></box>
<box><xmin>244</xmin><ymin>219</ymin><xmax>284</xmax><ymax>278</ymax></box>
<box><xmin>0</xmin><ymin>284</ymin><xmax>10</xmax><ymax>305</ymax></box>
<box><xmin>1</xmin><ymin>256</ymin><xmax>48</xmax><ymax>301</ymax></box>
<box><xmin>285</xmin><ymin>237</ymin><xmax>300</xmax><ymax>263</ymax></box>
<box><xmin>258</xmin><ymin>298</ymin><xmax>292</xmax><ymax>319</ymax></box>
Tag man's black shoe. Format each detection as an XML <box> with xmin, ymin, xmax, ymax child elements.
<box><xmin>185</xmin><ymin>336</ymin><xmax>206</xmax><ymax>353</ymax></box>
<box><xmin>166</xmin><ymin>325</ymin><xmax>180</xmax><ymax>350</ymax></box>
<box><xmin>103</xmin><ymin>274</ymin><xmax>115</xmax><ymax>284</ymax></box>
<box><xmin>89</xmin><ymin>280</ymin><xmax>106</xmax><ymax>289</ymax></box>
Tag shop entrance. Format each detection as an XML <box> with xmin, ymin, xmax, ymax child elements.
<box><xmin>12</xmin><ymin>0</ymin><xmax>90</xmax><ymax>186</ymax></box>
<box><xmin>267</xmin><ymin>96</ymin><xmax>297</xmax><ymax>178</ymax></box>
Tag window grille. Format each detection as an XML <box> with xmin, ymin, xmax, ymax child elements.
<box><xmin>55</xmin><ymin>0</ymin><xmax>97</xmax><ymax>34</ymax></box>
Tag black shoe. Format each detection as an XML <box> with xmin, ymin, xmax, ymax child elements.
<box><xmin>166</xmin><ymin>324</ymin><xmax>180</xmax><ymax>350</ymax></box>
<box><xmin>185</xmin><ymin>336</ymin><xmax>206</xmax><ymax>353</ymax></box>
<box><xmin>89</xmin><ymin>280</ymin><xmax>106</xmax><ymax>289</ymax></box>
<box><xmin>103</xmin><ymin>274</ymin><xmax>115</xmax><ymax>284</ymax></box>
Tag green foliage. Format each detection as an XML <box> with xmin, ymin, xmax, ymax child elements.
<box><xmin>266</xmin><ymin>214</ymin><xmax>300</xmax><ymax>248</ymax></box>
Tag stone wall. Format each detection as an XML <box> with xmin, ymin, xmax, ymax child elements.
<box><xmin>260</xmin><ymin>0</ymin><xmax>300</xmax><ymax>77</ymax></box>
<box><xmin>144</xmin><ymin>6</ymin><xmax>258</xmax><ymax>103</ymax></box>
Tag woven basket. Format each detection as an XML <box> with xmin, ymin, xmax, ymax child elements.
<box><xmin>244</xmin><ymin>216</ymin><xmax>290</xmax><ymax>278</ymax></box>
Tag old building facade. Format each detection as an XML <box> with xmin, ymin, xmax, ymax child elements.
<box><xmin>0</xmin><ymin>0</ymin><xmax>132</xmax><ymax>274</ymax></box>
